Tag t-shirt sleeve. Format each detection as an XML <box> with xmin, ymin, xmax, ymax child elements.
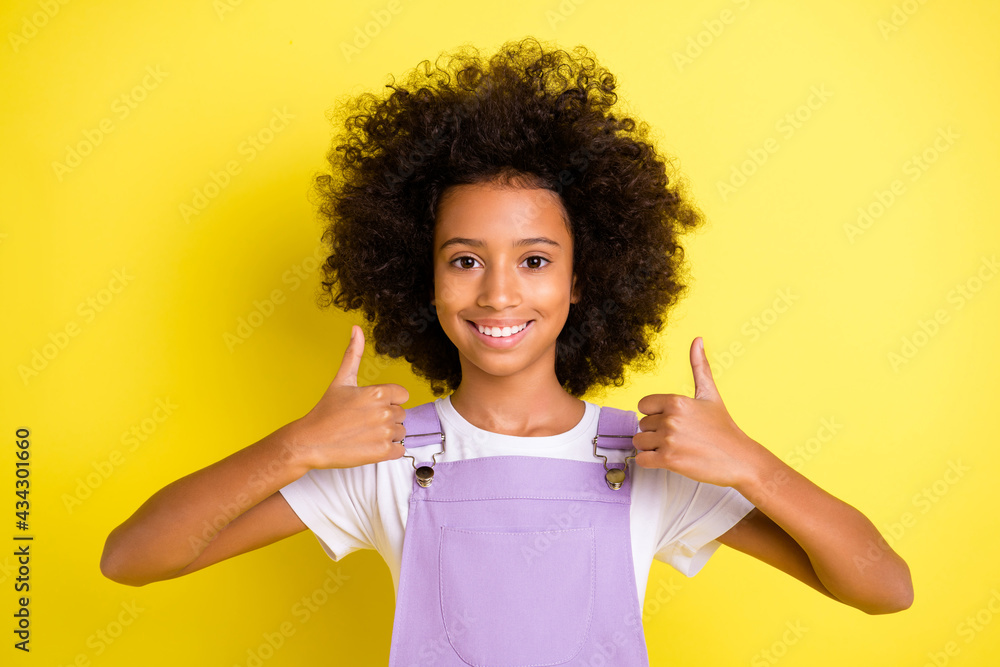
<box><xmin>653</xmin><ymin>471</ymin><xmax>756</xmax><ymax>577</ymax></box>
<box><xmin>278</xmin><ymin>463</ymin><xmax>378</xmax><ymax>562</ymax></box>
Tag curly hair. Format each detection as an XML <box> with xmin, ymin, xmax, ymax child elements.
<box><xmin>311</xmin><ymin>36</ymin><xmax>706</xmax><ymax>398</ymax></box>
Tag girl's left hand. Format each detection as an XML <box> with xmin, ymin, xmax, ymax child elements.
<box><xmin>633</xmin><ymin>337</ymin><xmax>769</xmax><ymax>489</ymax></box>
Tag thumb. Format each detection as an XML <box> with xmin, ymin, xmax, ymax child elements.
<box><xmin>333</xmin><ymin>325</ymin><xmax>364</xmax><ymax>387</ymax></box>
<box><xmin>690</xmin><ymin>337</ymin><xmax>721</xmax><ymax>402</ymax></box>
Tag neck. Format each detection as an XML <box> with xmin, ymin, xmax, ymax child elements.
<box><xmin>448</xmin><ymin>355</ymin><xmax>585</xmax><ymax>437</ymax></box>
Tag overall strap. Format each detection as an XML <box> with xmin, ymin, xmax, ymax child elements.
<box><xmin>401</xmin><ymin>402</ymin><xmax>446</xmax><ymax>487</ymax></box>
<box><xmin>594</xmin><ymin>405</ymin><xmax>640</xmax><ymax>491</ymax></box>
<box><xmin>594</xmin><ymin>405</ymin><xmax>640</xmax><ymax>449</ymax></box>
<box><xmin>401</xmin><ymin>402</ymin><xmax>444</xmax><ymax>450</ymax></box>
<box><xmin>400</xmin><ymin>401</ymin><xmax>639</xmax><ymax>490</ymax></box>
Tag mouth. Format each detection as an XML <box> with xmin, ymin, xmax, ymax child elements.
<box><xmin>466</xmin><ymin>320</ymin><xmax>534</xmax><ymax>346</ymax></box>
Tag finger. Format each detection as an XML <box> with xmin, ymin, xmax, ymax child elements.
<box><xmin>387</xmin><ymin>383</ymin><xmax>410</xmax><ymax>407</ymax></box>
<box><xmin>635</xmin><ymin>394</ymin><xmax>691</xmax><ymax>415</ymax></box>
<box><xmin>390</xmin><ymin>403</ymin><xmax>408</xmax><ymax>426</ymax></box>
<box><xmin>690</xmin><ymin>337</ymin><xmax>721</xmax><ymax>402</ymax></box>
<box><xmin>631</xmin><ymin>430</ymin><xmax>659</xmax><ymax>452</ymax></box>
<box><xmin>636</xmin><ymin>393</ymin><xmax>677</xmax><ymax>416</ymax></box>
<box><xmin>636</xmin><ymin>411</ymin><xmax>664</xmax><ymax>437</ymax></box>
<box><xmin>332</xmin><ymin>325</ymin><xmax>364</xmax><ymax>387</ymax></box>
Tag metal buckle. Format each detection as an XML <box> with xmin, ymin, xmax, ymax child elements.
<box><xmin>401</xmin><ymin>430</ymin><xmax>446</xmax><ymax>487</ymax></box>
<box><xmin>592</xmin><ymin>434</ymin><xmax>636</xmax><ymax>490</ymax></box>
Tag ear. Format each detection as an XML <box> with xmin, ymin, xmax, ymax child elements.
<box><xmin>570</xmin><ymin>273</ymin><xmax>580</xmax><ymax>304</ymax></box>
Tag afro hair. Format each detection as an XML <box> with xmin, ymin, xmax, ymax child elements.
<box><xmin>311</xmin><ymin>35</ymin><xmax>706</xmax><ymax>398</ymax></box>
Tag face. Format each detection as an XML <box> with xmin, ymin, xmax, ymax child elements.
<box><xmin>431</xmin><ymin>182</ymin><xmax>580</xmax><ymax>384</ymax></box>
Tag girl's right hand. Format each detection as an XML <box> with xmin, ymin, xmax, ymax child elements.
<box><xmin>290</xmin><ymin>325</ymin><xmax>410</xmax><ymax>470</ymax></box>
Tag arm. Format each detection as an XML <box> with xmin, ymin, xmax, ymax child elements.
<box><xmin>101</xmin><ymin>424</ymin><xmax>310</xmax><ymax>586</ymax></box>
<box><xmin>101</xmin><ymin>325</ymin><xmax>409</xmax><ymax>586</ymax></box>
<box><xmin>634</xmin><ymin>337</ymin><xmax>913</xmax><ymax>615</ymax></box>
<box><xmin>716</xmin><ymin>462</ymin><xmax>913</xmax><ymax>614</ymax></box>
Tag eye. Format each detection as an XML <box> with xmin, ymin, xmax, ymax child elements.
<box><xmin>448</xmin><ymin>255</ymin><xmax>551</xmax><ymax>270</ymax></box>
<box><xmin>450</xmin><ymin>255</ymin><xmax>481</xmax><ymax>270</ymax></box>
<box><xmin>523</xmin><ymin>256</ymin><xmax>551</xmax><ymax>270</ymax></box>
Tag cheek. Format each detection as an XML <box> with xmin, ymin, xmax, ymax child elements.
<box><xmin>535</xmin><ymin>274</ymin><xmax>574</xmax><ymax>304</ymax></box>
<box><xmin>434</xmin><ymin>279</ymin><xmax>463</xmax><ymax>309</ymax></box>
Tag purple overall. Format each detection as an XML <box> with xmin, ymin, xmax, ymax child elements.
<box><xmin>388</xmin><ymin>401</ymin><xmax>650</xmax><ymax>666</ymax></box>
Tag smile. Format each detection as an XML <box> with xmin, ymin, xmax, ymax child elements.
<box><xmin>466</xmin><ymin>320</ymin><xmax>533</xmax><ymax>346</ymax></box>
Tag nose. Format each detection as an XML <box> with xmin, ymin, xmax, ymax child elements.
<box><xmin>477</xmin><ymin>262</ymin><xmax>520</xmax><ymax>310</ymax></box>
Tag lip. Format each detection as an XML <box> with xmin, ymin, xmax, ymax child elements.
<box><xmin>467</xmin><ymin>320</ymin><xmax>534</xmax><ymax>348</ymax></box>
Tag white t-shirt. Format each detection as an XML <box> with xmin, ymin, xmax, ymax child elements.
<box><xmin>279</xmin><ymin>395</ymin><xmax>755</xmax><ymax>604</ymax></box>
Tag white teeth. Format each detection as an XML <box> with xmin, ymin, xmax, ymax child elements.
<box><xmin>477</xmin><ymin>322</ymin><xmax>527</xmax><ymax>337</ymax></box>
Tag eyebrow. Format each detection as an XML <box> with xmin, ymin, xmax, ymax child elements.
<box><xmin>438</xmin><ymin>237</ymin><xmax>562</xmax><ymax>252</ymax></box>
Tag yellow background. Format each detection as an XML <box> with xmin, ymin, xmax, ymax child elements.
<box><xmin>3</xmin><ymin>0</ymin><xmax>999</xmax><ymax>665</ymax></box>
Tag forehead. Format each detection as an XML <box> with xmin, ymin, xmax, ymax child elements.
<box><xmin>433</xmin><ymin>184</ymin><xmax>572</xmax><ymax>247</ymax></box>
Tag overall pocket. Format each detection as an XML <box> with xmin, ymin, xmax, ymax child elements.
<box><xmin>438</xmin><ymin>525</ymin><xmax>595</xmax><ymax>667</ymax></box>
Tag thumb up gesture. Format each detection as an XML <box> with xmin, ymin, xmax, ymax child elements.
<box><xmin>291</xmin><ymin>325</ymin><xmax>410</xmax><ymax>470</ymax></box>
<box><xmin>633</xmin><ymin>337</ymin><xmax>765</xmax><ymax>488</ymax></box>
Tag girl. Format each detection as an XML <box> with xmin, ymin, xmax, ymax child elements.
<box><xmin>101</xmin><ymin>36</ymin><xmax>912</xmax><ymax>664</ymax></box>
